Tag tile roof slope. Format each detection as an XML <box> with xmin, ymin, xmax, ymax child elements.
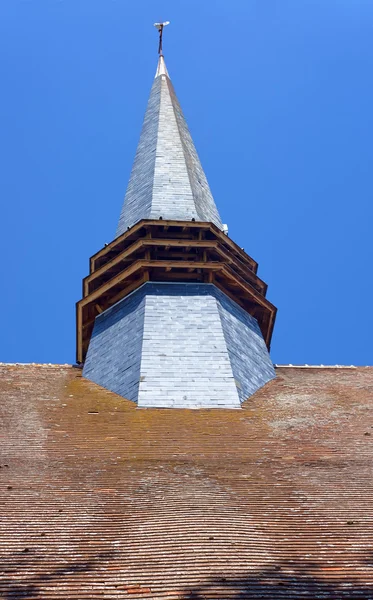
<box><xmin>116</xmin><ymin>56</ymin><xmax>223</xmax><ymax>237</ymax></box>
<box><xmin>1</xmin><ymin>364</ymin><xmax>373</xmax><ymax>599</ymax></box>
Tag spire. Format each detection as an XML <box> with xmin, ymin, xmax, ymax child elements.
<box><xmin>155</xmin><ymin>55</ymin><xmax>169</xmax><ymax>78</ymax></box>
<box><xmin>77</xmin><ymin>27</ymin><xmax>277</xmax><ymax>409</ymax></box>
<box><xmin>116</xmin><ymin>48</ymin><xmax>223</xmax><ymax>237</ymax></box>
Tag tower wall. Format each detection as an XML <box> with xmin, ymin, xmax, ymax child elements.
<box><xmin>138</xmin><ymin>283</ymin><xmax>240</xmax><ymax>408</ymax></box>
<box><xmin>83</xmin><ymin>290</ymin><xmax>146</xmax><ymax>402</ymax></box>
<box><xmin>216</xmin><ymin>291</ymin><xmax>276</xmax><ymax>403</ymax></box>
<box><xmin>83</xmin><ymin>283</ymin><xmax>275</xmax><ymax>409</ymax></box>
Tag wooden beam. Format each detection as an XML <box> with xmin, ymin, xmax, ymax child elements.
<box><xmin>265</xmin><ymin>307</ymin><xmax>277</xmax><ymax>347</ymax></box>
<box><xmin>221</xmin><ymin>265</ymin><xmax>274</xmax><ymax>312</ymax></box>
<box><xmin>84</xmin><ymin>257</ymin><xmax>269</xmax><ymax>319</ymax></box>
<box><xmin>76</xmin><ymin>302</ymin><xmax>83</xmax><ymax>363</ymax></box>
<box><xmin>101</xmin><ymin>275</ymin><xmax>147</xmax><ymax>313</ymax></box>
<box><xmin>213</xmin><ymin>245</ymin><xmax>266</xmax><ymax>293</ymax></box>
<box><xmin>155</xmin><ymin>271</ymin><xmax>203</xmax><ymax>281</ymax></box>
<box><xmin>143</xmin><ymin>219</ymin><xmax>210</xmax><ymax>229</ymax></box>
<box><xmin>85</xmin><ymin>237</ymin><xmax>144</xmax><ymax>296</ymax></box>
<box><xmin>213</xmin><ymin>276</ymin><xmax>256</xmax><ymax>309</ymax></box>
<box><xmin>152</xmin><ymin>260</ymin><xmax>222</xmax><ymax>271</ymax></box>
<box><xmin>89</xmin><ymin>219</ymin><xmax>257</xmax><ymax>274</ymax></box>
<box><xmin>155</xmin><ymin>251</ymin><xmax>198</xmax><ymax>260</ymax></box>
<box><xmin>80</xmin><ymin>260</ymin><xmax>224</xmax><ymax>309</ymax></box>
<box><xmin>90</xmin><ymin>220</ymin><xmax>147</xmax><ymax>272</ymax></box>
<box><xmin>85</xmin><ymin>238</ymin><xmax>220</xmax><ymax>295</ymax></box>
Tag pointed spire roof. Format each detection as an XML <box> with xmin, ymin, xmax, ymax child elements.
<box><xmin>116</xmin><ymin>55</ymin><xmax>223</xmax><ymax>237</ymax></box>
<box><xmin>155</xmin><ymin>55</ymin><xmax>169</xmax><ymax>78</ymax></box>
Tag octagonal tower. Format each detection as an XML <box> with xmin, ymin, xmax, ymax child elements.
<box><xmin>77</xmin><ymin>51</ymin><xmax>277</xmax><ymax>408</ymax></box>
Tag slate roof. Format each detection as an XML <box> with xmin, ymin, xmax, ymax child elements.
<box><xmin>1</xmin><ymin>363</ymin><xmax>373</xmax><ymax>599</ymax></box>
<box><xmin>116</xmin><ymin>56</ymin><xmax>223</xmax><ymax>237</ymax></box>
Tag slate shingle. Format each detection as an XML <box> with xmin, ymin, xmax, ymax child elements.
<box><xmin>116</xmin><ymin>58</ymin><xmax>223</xmax><ymax>236</ymax></box>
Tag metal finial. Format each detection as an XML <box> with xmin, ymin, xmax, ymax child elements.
<box><xmin>154</xmin><ymin>21</ymin><xmax>170</xmax><ymax>56</ymax></box>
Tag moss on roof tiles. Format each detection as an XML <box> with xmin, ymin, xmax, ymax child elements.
<box><xmin>1</xmin><ymin>364</ymin><xmax>373</xmax><ymax>598</ymax></box>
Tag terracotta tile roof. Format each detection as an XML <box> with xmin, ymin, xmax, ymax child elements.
<box><xmin>1</xmin><ymin>363</ymin><xmax>373</xmax><ymax>599</ymax></box>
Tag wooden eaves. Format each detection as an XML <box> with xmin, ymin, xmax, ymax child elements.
<box><xmin>76</xmin><ymin>220</ymin><xmax>277</xmax><ymax>364</ymax></box>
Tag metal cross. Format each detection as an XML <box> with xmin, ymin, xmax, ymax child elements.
<box><xmin>154</xmin><ymin>21</ymin><xmax>170</xmax><ymax>56</ymax></box>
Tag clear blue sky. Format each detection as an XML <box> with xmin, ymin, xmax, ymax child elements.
<box><xmin>1</xmin><ymin>0</ymin><xmax>372</xmax><ymax>366</ymax></box>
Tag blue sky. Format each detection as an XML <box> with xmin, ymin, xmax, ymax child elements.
<box><xmin>1</xmin><ymin>0</ymin><xmax>372</xmax><ymax>366</ymax></box>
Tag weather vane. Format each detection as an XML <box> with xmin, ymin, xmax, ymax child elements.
<box><xmin>154</xmin><ymin>21</ymin><xmax>170</xmax><ymax>56</ymax></box>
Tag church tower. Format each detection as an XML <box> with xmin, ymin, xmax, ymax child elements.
<box><xmin>76</xmin><ymin>27</ymin><xmax>277</xmax><ymax>408</ymax></box>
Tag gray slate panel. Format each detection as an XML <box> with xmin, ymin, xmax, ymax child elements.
<box><xmin>83</xmin><ymin>283</ymin><xmax>275</xmax><ymax>409</ymax></box>
<box><xmin>116</xmin><ymin>64</ymin><xmax>223</xmax><ymax>237</ymax></box>
<box><xmin>138</xmin><ymin>283</ymin><xmax>239</xmax><ymax>408</ymax></box>
<box><xmin>83</xmin><ymin>291</ymin><xmax>146</xmax><ymax>402</ymax></box>
<box><xmin>216</xmin><ymin>289</ymin><xmax>276</xmax><ymax>403</ymax></box>
<box><xmin>116</xmin><ymin>78</ymin><xmax>160</xmax><ymax>236</ymax></box>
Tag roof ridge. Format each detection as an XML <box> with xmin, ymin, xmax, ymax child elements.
<box><xmin>0</xmin><ymin>363</ymin><xmax>73</xmax><ymax>367</ymax></box>
<box><xmin>274</xmin><ymin>364</ymin><xmax>372</xmax><ymax>369</ymax></box>
<box><xmin>1</xmin><ymin>362</ymin><xmax>371</xmax><ymax>368</ymax></box>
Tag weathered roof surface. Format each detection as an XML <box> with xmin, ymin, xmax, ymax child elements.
<box><xmin>116</xmin><ymin>56</ymin><xmax>223</xmax><ymax>237</ymax></box>
<box><xmin>1</xmin><ymin>363</ymin><xmax>373</xmax><ymax>599</ymax></box>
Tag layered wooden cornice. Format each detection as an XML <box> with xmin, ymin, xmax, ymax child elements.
<box><xmin>76</xmin><ymin>219</ymin><xmax>277</xmax><ymax>364</ymax></box>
